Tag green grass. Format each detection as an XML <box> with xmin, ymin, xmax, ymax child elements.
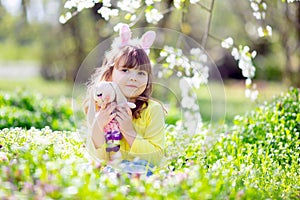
<box><xmin>0</xmin><ymin>77</ymin><xmax>73</xmax><ymax>97</ymax></box>
<box><xmin>160</xmin><ymin>79</ymin><xmax>288</xmax><ymax>125</ymax></box>
<box><xmin>0</xmin><ymin>88</ymin><xmax>299</xmax><ymax>199</ymax></box>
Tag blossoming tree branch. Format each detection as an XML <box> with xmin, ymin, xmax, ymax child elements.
<box><xmin>60</xmin><ymin>0</ymin><xmax>300</xmax><ymax>101</ymax></box>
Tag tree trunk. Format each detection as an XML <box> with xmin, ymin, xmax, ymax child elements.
<box><xmin>21</xmin><ymin>0</ymin><xmax>28</xmax><ymax>23</ymax></box>
<box><xmin>65</xmin><ymin>18</ymin><xmax>86</xmax><ymax>82</ymax></box>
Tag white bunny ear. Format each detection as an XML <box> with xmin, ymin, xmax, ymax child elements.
<box><xmin>119</xmin><ymin>24</ymin><xmax>132</xmax><ymax>47</ymax></box>
<box><xmin>140</xmin><ymin>31</ymin><xmax>156</xmax><ymax>50</ymax></box>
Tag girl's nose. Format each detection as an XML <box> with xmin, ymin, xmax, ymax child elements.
<box><xmin>129</xmin><ymin>73</ymin><xmax>137</xmax><ymax>81</ymax></box>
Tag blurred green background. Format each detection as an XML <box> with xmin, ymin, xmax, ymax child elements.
<box><xmin>0</xmin><ymin>0</ymin><xmax>298</xmax><ymax>125</ymax></box>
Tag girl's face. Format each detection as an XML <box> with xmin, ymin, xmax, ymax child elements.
<box><xmin>111</xmin><ymin>67</ymin><xmax>148</xmax><ymax>101</ymax></box>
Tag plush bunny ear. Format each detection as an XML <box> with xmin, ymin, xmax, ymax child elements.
<box><xmin>119</xmin><ymin>24</ymin><xmax>132</xmax><ymax>47</ymax></box>
<box><xmin>110</xmin><ymin>82</ymin><xmax>127</xmax><ymax>104</ymax></box>
<box><xmin>140</xmin><ymin>31</ymin><xmax>156</xmax><ymax>50</ymax></box>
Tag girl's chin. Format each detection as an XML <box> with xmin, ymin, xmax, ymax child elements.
<box><xmin>122</xmin><ymin>89</ymin><xmax>139</xmax><ymax>97</ymax></box>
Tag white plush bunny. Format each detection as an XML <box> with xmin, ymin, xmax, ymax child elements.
<box><xmin>87</xmin><ymin>82</ymin><xmax>135</xmax><ymax>153</ymax></box>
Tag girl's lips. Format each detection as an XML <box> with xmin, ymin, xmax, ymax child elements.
<box><xmin>126</xmin><ymin>85</ymin><xmax>138</xmax><ymax>88</ymax></box>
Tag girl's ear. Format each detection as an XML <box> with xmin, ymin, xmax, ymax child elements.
<box><xmin>140</xmin><ymin>31</ymin><xmax>156</xmax><ymax>50</ymax></box>
<box><xmin>120</xmin><ymin>24</ymin><xmax>132</xmax><ymax>47</ymax></box>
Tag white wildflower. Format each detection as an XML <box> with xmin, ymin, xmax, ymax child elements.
<box><xmin>245</xmin><ymin>89</ymin><xmax>258</xmax><ymax>101</ymax></box>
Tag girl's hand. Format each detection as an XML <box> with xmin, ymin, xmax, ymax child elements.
<box><xmin>94</xmin><ymin>99</ymin><xmax>116</xmax><ymax>131</ymax></box>
<box><xmin>115</xmin><ymin>103</ymin><xmax>136</xmax><ymax>146</ymax></box>
<box><xmin>91</xmin><ymin>97</ymin><xmax>116</xmax><ymax>148</ymax></box>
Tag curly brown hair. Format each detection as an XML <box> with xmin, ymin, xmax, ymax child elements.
<box><xmin>85</xmin><ymin>45</ymin><xmax>153</xmax><ymax>119</ymax></box>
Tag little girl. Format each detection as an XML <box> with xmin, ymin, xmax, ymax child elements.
<box><xmin>84</xmin><ymin>25</ymin><xmax>165</xmax><ymax>174</ymax></box>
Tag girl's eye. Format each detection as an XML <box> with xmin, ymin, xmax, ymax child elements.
<box><xmin>121</xmin><ymin>69</ymin><xmax>129</xmax><ymax>73</ymax></box>
<box><xmin>138</xmin><ymin>71</ymin><xmax>147</xmax><ymax>76</ymax></box>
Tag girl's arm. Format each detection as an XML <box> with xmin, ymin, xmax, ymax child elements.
<box><xmin>86</xmin><ymin>101</ymin><xmax>117</xmax><ymax>160</ymax></box>
<box><xmin>117</xmin><ymin>101</ymin><xmax>165</xmax><ymax>165</ymax></box>
<box><xmin>115</xmin><ymin>105</ymin><xmax>137</xmax><ymax>146</ymax></box>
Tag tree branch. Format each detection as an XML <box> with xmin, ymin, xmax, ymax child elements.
<box><xmin>201</xmin><ymin>0</ymin><xmax>215</xmax><ymax>47</ymax></box>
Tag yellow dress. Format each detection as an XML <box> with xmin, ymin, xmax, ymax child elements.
<box><xmin>86</xmin><ymin>99</ymin><xmax>165</xmax><ymax>166</ymax></box>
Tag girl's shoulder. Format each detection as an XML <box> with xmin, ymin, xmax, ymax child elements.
<box><xmin>146</xmin><ymin>99</ymin><xmax>167</xmax><ymax>115</ymax></box>
<box><xmin>147</xmin><ymin>98</ymin><xmax>163</xmax><ymax>108</ymax></box>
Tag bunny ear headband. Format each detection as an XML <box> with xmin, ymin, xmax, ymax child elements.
<box><xmin>110</xmin><ymin>24</ymin><xmax>156</xmax><ymax>54</ymax></box>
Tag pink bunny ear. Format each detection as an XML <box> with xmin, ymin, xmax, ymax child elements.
<box><xmin>119</xmin><ymin>24</ymin><xmax>132</xmax><ymax>47</ymax></box>
<box><xmin>140</xmin><ymin>31</ymin><xmax>156</xmax><ymax>49</ymax></box>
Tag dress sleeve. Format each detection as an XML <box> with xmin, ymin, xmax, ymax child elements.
<box><xmin>128</xmin><ymin>102</ymin><xmax>165</xmax><ymax>165</ymax></box>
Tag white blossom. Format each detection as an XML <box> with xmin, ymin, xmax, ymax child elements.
<box><xmin>102</xmin><ymin>0</ymin><xmax>112</xmax><ymax>7</ymax></box>
<box><xmin>250</xmin><ymin>2</ymin><xmax>259</xmax><ymax>11</ymax></box>
<box><xmin>231</xmin><ymin>47</ymin><xmax>240</xmax><ymax>60</ymax></box>
<box><xmin>253</xmin><ymin>12</ymin><xmax>262</xmax><ymax>20</ymax></box>
<box><xmin>182</xmin><ymin>96</ymin><xmax>195</xmax><ymax>109</ymax></box>
<box><xmin>145</xmin><ymin>0</ymin><xmax>154</xmax><ymax>6</ymax></box>
<box><xmin>239</xmin><ymin>57</ymin><xmax>256</xmax><ymax>78</ymax></box>
<box><xmin>257</xmin><ymin>27</ymin><xmax>264</xmax><ymax>37</ymax></box>
<box><xmin>98</xmin><ymin>7</ymin><xmax>119</xmax><ymax>21</ymax></box>
<box><xmin>266</xmin><ymin>25</ymin><xmax>272</xmax><ymax>36</ymax></box>
<box><xmin>221</xmin><ymin>37</ymin><xmax>234</xmax><ymax>49</ymax></box>
<box><xmin>261</xmin><ymin>2</ymin><xmax>267</xmax><ymax>10</ymax></box>
<box><xmin>64</xmin><ymin>1</ymin><xmax>77</xmax><ymax>9</ymax></box>
<box><xmin>190</xmin><ymin>0</ymin><xmax>200</xmax><ymax>4</ymax></box>
<box><xmin>174</xmin><ymin>0</ymin><xmax>182</xmax><ymax>8</ymax></box>
<box><xmin>257</xmin><ymin>25</ymin><xmax>272</xmax><ymax>37</ymax></box>
<box><xmin>145</xmin><ymin>8</ymin><xmax>163</xmax><ymax>24</ymax></box>
<box><xmin>59</xmin><ymin>12</ymin><xmax>72</xmax><ymax>24</ymax></box>
<box><xmin>117</xmin><ymin>0</ymin><xmax>141</xmax><ymax>13</ymax></box>
<box><xmin>77</xmin><ymin>0</ymin><xmax>95</xmax><ymax>11</ymax></box>
<box><xmin>130</xmin><ymin>14</ymin><xmax>137</xmax><ymax>21</ymax></box>
<box><xmin>179</xmin><ymin>78</ymin><xmax>190</xmax><ymax>96</ymax></box>
<box><xmin>190</xmin><ymin>48</ymin><xmax>201</xmax><ymax>55</ymax></box>
<box><xmin>245</xmin><ymin>78</ymin><xmax>252</xmax><ymax>86</ymax></box>
<box><xmin>160</xmin><ymin>50</ymin><xmax>168</xmax><ymax>57</ymax></box>
<box><xmin>251</xmin><ymin>50</ymin><xmax>257</xmax><ymax>58</ymax></box>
